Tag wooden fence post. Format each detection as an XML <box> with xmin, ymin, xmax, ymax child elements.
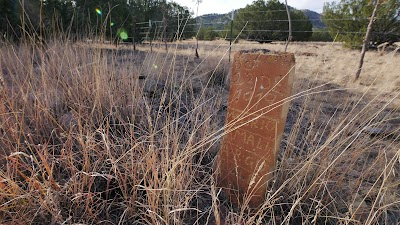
<box><xmin>217</xmin><ymin>49</ymin><xmax>295</xmax><ymax>208</ymax></box>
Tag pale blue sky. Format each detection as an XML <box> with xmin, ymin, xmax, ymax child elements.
<box><xmin>173</xmin><ymin>0</ymin><xmax>341</xmax><ymax>15</ymax></box>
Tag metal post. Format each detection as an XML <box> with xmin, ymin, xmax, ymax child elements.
<box><xmin>149</xmin><ymin>20</ymin><xmax>153</xmax><ymax>52</ymax></box>
<box><xmin>229</xmin><ymin>11</ymin><xmax>234</xmax><ymax>62</ymax></box>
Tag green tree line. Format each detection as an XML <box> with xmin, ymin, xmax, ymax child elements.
<box><xmin>197</xmin><ymin>0</ymin><xmax>399</xmax><ymax>45</ymax></box>
<box><xmin>323</xmin><ymin>0</ymin><xmax>400</xmax><ymax>48</ymax></box>
<box><xmin>232</xmin><ymin>0</ymin><xmax>313</xmax><ymax>42</ymax></box>
<box><xmin>0</xmin><ymin>0</ymin><xmax>195</xmax><ymax>42</ymax></box>
<box><xmin>1</xmin><ymin>0</ymin><xmax>398</xmax><ymax>45</ymax></box>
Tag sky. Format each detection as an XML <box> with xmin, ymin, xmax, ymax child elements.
<box><xmin>172</xmin><ymin>0</ymin><xmax>341</xmax><ymax>16</ymax></box>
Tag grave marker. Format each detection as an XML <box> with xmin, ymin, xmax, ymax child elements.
<box><xmin>217</xmin><ymin>49</ymin><xmax>295</xmax><ymax>208</ymax></box>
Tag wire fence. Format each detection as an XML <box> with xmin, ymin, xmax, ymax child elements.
<box><xmin>114</xmin><ymin>8</ymin><xmax>399</xmax><ymax>57</ymax></box>
<box><xmin>131</xmin><ymin>10</ymin><xmax>400</xmax><ymax>37</ymax></box>
<box><xmin>135</xmin><ymin>17</ymin><xmax>395</xmax><ymax>27</ymax></box>
<box><xmin>133</xmin><ymin>18</ymin><xmax>400</xmax><ymax>42</ymax></box>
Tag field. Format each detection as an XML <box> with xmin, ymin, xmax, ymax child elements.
<box><xmin>0</xmin><ymin>39</ymin><xmax>399</xmax><ymax>224</ymax></box>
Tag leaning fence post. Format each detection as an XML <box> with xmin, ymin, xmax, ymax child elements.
<box><xmin>217</xmin><ymin>49</ymin><xmax>295</xmax><ymax>208</ymax></box>
<box><xmin>149</xmin><ymin>20</ymin><xmax>153</xmax><ymax>53</ymax></box>
<box><xmin>229</xmin><ymin>10</ymin><xmax>234</xmax><ymax>62</ymax></box>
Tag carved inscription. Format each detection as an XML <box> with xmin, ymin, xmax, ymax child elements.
<box><xmin>217</xmin><ymin>50</ymin><xmax>295</xmax><ymax>208</ymax></box>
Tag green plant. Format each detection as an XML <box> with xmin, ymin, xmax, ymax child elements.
<box><xmin>197</xmin><ymin>27</ymin><xmax>219</xmax><ymax>41</ymax></box>
<box><xmin>323</xmin><ymin>0</ymin><xmax>400</xmax><ymax>48</ymax></box>
<box><xmin>310</xmin><ymin>28</ymin><xmax>333</xmax><ymax>42</ymax></box>
<box><xmin>232</xmin><ymin>0</ymin><xmax>313</xmax><ymax>41</ymax></box>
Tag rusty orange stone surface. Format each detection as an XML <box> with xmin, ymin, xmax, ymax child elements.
<box><xmin>217</xmin><ymin>49</ymin><xmax>295</xmax><ymax>208</ymax></box>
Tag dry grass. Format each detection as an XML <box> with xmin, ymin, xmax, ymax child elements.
<box><xmin>0</xmin><ymin>37</ymin><xmax>399</xmax><ymax>225</ymax></box>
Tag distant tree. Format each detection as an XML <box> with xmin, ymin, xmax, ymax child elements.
<box><xmin>156</xmin><ymin>1</ymin><xmax>195</xmax><ymax>41</ymax></box>
<box><xmin>232</xmin><ymin>0</ymin><xmax>313</xmax><ymax>42</ymax></box>
<box><xmin>0</xmin><ymin>0</ymin><xmax>41</xmax><ymax>41</ymax></box>
<box><xmin>129</xmin><ymin>1</ymin><xmax>196</xmax><ymax>41</ymax></box>
<box><xmin>197</xmin><ymin>27</ymin><xmax>218</xmax><ymax>40</ymax></box>
<box><xmin>323</xmin><ymin>0</ymin><xmax>400</xmax><ymax>48</ymax></box>
<box><xmin>42</xmin><ymin>0</ymin><xmax>75</xmax><ymax>38</ymax></box>
<box><xmin>310</xmin><ymin>28</ymin><xmax>333</xmax><ymax>41</ymax></box>
<box><xmin>0</xmin><ymin>0</ymin><xmax>21</xmax><ymax>40</ymax></box>
<box><xmin>74</xmin><ymin>0</ymin><xmax>127</xmax><ymax>38</ymax></box>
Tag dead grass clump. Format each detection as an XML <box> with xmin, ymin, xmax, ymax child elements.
<box><xmin>0</xmin><ymin>38</ymin><xmax>399</xmax><ymax>224</ymax></box>
<box><xmin>205</xmin><ymin>63</ymin><xmax>230</xmax><ymax>88</ymax></box>
<box><xmin>0</xmin><ymin>40</ymin><xmax>224</xmax><ymax>224</ymax></box>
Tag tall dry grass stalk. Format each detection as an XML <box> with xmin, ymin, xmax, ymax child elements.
<box><xmin>0</xmin><ymin>34</ymin><xmax>399</xmax><ymax>224</ymax></box>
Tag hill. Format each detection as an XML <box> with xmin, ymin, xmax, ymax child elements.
<box><xmin>197</xmin><ymin>12</ymin><xmax>233</xmax><ymax>30</ymax></box>
<box><xmin>301</xmin><ymin>9</ymin><xmax>326</xmax><ymax>29</ymax></box>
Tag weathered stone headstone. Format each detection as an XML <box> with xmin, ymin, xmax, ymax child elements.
<box><xmin>217</xmin><ymin>50</ymin><xmax>295</xmax><ymax>208</ymax></box>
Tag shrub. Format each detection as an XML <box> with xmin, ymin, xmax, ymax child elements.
<box><xmin>197</xmin><ymin>27</ymin><xmax>219</xmax><ymax>41</ymax></box>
